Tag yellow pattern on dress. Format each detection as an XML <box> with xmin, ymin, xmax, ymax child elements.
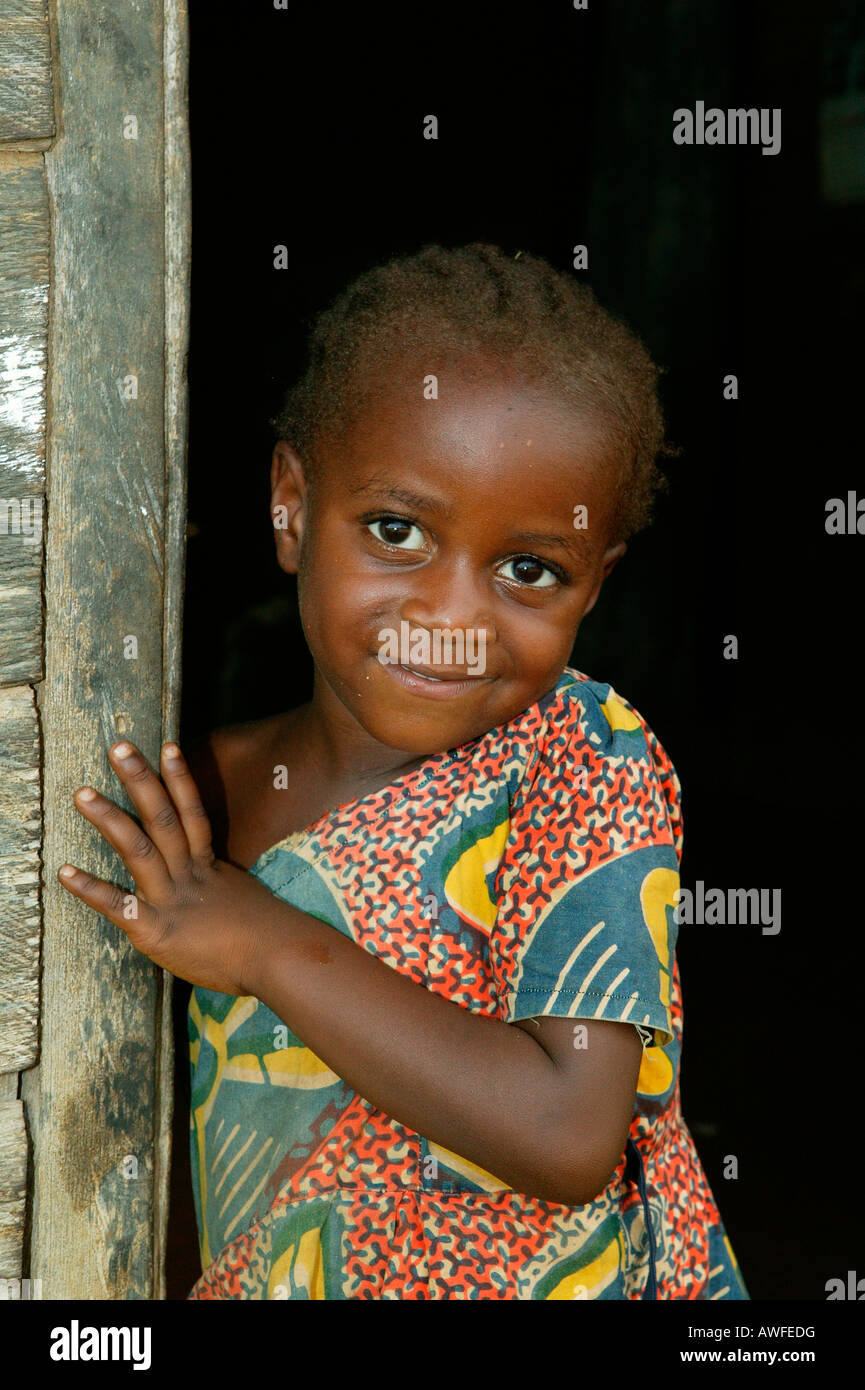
<box><xmin>443</xmin><ymin>817</ymin><xmax>510</xmax><ymax>932</ymax></box>
<box><xmin>545</xmin><ymin>1229</ymin><xmax>624</xmax><ymax>1299</ymax></box>
<box><xmin>636</xmin><ymin>867</ymin><xmax>679</xmax><ymax>1094</ymax></box>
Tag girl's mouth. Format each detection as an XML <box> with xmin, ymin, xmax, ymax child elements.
<box><xmin>378</xmin><ymin>661</ymin><xmax>494</xmax><ymax>701</ymax></box>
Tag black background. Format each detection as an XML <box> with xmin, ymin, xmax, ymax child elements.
<box><xmin>168</xmin><ymin>0</ymin><xmax>864</xmax><ymax>1299</ymax></box>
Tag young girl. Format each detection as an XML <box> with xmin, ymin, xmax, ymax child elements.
<box><xmin>59</xmin><ymin>244</ymin><xmax>749</xmax><ymax>1300</ymax></box>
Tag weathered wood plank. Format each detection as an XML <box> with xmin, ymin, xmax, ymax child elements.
<box><xmin>153</xmin><ymin>0</ymin><xmax>191</xmax><ymax>1300</ymax></box>
<box><xmin>0</xmin><ymin>1102</ymin><xmax>27</xmax><ymax>1280</ymax></box>
<box><xmin>0</xmin><ymin>153</ymin><xmax>48</xmax><ymax>687</ymax></box>
<box><xmin>0</xmin><ymin>685</ymin><xmax>41</xmax><ymax>1073</ymax></box>
<box><xmin>0</xmin><ymin>0</ymin><xmax>54</xmax><ymax>144</ymax></box>
<box><xmin>19</xmin><ymin>0</ymin><xmax>174</xmax><ymax>1300</ymax></box>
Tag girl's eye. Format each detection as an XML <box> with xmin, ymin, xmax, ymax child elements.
<box><xmin>497</xmin><ymin>555</ymin><xmax>560</xmax><ymax>588</ymax></box>
<box><xmin>367</xmin><ymin>516</ymin><xmax>427</xmax><ymax>550</ymax></box>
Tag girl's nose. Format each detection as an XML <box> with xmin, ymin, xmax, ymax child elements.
<box><xmin>400</xmin><ymin>555</ymin><xmax>497</xmax><ymax>647</ymax></box>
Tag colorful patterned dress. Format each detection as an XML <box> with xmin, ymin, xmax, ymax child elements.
<box><xmin>187</xmin><ymin>667</ymin><xmax>748</xmax><ymax>1300</ymax></box>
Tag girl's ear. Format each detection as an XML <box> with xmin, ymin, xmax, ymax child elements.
<box><xmin>581</xmin><ymin>541</ymin><xmax>627</xmax><ymax>618</ymax></box>
<box><xmin>270</xmin><ymin>440</ymin><xmax>308</xmax><ymax>575</ymax></box>
<box><xmin>599</xmin><ymin>541</ymin><xmax>627</xmax><ymax>578</ymax></box>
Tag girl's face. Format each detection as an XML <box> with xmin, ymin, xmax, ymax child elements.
<box><xmin>272</xmin><ymin>364</ymin><xmax>627</xmax><ymax>758</ymax></box>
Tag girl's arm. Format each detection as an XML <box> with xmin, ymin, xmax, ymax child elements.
<box><xmin>59</xmin><ymin>741</ymin><xmax>642</xmax><ymax>1208</ymax></box>
<box><xmin>244</xmin><ymin>902</ymin><xmax>642</xmax><ymax>1206</ymax></box>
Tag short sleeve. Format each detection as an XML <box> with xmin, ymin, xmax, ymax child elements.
<box><xmin>490</xmin><ymin>674</ymin><xmax>681</xmax><ymax>1048</ymax></box>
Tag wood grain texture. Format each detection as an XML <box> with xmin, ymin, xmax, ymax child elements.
<box><xmin>0</xmin><ymin>153</ymin><xmax>48</xmax><ymax>688</ymax></box>
<box><xmin>0</xmin><ymin>1102</ymin><xmax>27</xmax><ymax>1280</ymax></box>
<box><xmin>0</xmin><ymin>0</ymin><xmax>54</xmax><ymax>144</ymax></box>
<box><xmin>19</xmin><ymin>0</ymin><xmax>187</xmax><ymax>1300</ymax></box>
<box><xmin>152</xmin><ymin>0</ymin><xmax>191</xmax><ymax>1300</ymax></box>
<box><xmin>0</xmin><ymin>686</ymin><xmax>41</xmax><ymax>1074</ymax></box>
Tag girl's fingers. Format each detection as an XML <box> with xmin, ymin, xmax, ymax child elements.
<box><xmin>159</xmin><ymin>743</ymin><xmax>216</xmax><ymax>869</ymax></box>
<box><xmin>57</xmin><ymin>863</ymin><xmax>162</xmax><ymax>947</ymax></box>
<box><xmin>72</xmin><ymin>784</ymin><xmax>173</xmax><ymax>901</ymax></box>
<box><xmin>106</xmin><ymin>741</ymin><xmax>193</xmax><ymax>880</ymax></box>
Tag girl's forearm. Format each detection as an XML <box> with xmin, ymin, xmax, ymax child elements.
<box><xmin>244</xmin><ymin>895</ymin><xmax>586</xmax><ymax>1204</ymax></box>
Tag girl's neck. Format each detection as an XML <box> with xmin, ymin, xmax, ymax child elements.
<box><xmin>285</xmin><ymin>698</ymin><xmax>430</xmax><ymax>796</ymax></box>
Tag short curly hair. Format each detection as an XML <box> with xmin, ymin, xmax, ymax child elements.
<box><xmin>271</xmin><ymin>243</ymin><xmax>673</xmax><ymax>544</ymax></box>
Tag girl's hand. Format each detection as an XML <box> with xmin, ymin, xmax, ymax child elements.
<box><xmin>58</xmin><ymin>741</ymin><xmax>276</xmax><ymax>996</ymax></box>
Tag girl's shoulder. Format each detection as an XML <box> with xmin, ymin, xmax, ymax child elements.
<box><xmin>184</xmin><ymin>712</ymin><xmax>293</xmax><ymax>866</ymax></box>
<box><xmin>513</xmin><ymin>665</ymin><xmax>683</xmax><ymax>853</ymax></box>
<box><xmin>185</xmin><ymin>712</ymin><xmax>286</xmax><ymax>809</ymax></box>
<box><xmin>456</xmin><ymin>667</ymin><xmax>675</xmax><ymax>796</ymax></box>
<box><xmin>518</xmin><ymin>667</ymin><xmax>666</xmax><ymax>761</ymax></box>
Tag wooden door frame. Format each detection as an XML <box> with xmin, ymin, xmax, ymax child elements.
<box><xmin>0</xmin><ymin>0</ymin><xmax>190</xmax><ymax>1299</ymax></box>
